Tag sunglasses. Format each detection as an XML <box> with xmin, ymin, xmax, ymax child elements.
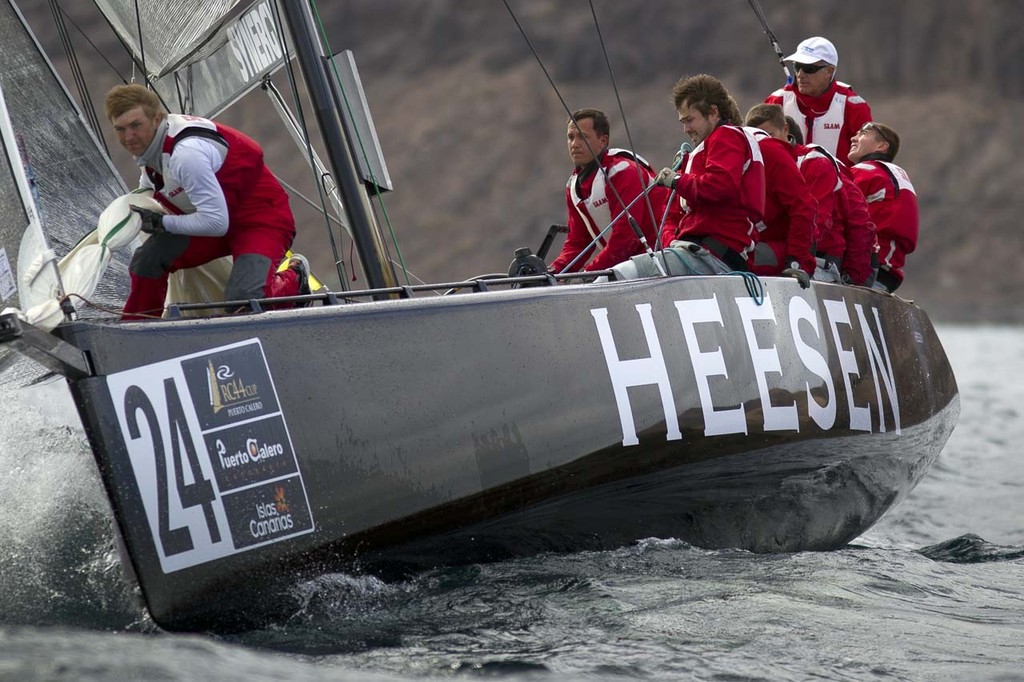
<box><xmin>794</xmin><ymin>63</ymin><xmax>830</xmax><ymax>74</ymax></box>
<box><xmin>860</xmin><ymin>122</ymin><xmax>896</xmax><ymax>147</ymax></box>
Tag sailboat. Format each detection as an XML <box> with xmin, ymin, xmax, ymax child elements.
<box><xmin>0</xmin><ymin>0</ymin><xmax>959</xmax><ymax>632</ymax></box>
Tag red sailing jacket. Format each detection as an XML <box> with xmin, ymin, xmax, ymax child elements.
<box><xmin>850</xmin><ymin>159</ymin><xmax>918</xmax><ymax>286</ymax></box>
<box><xmin>552</xmin><ymin>149</ymin><xmax>669</xmax><ymax>273</ymax></box>
<box><xmin>835</xmin><ymin>169</ymin><xmax>878</xmax><ymax>286</ymax></box>
<box><xmin>145</xmin><ymin>114</ymin><xmax>295</xmax><ymax>242</ymax></box>
<box><xmin>794</xmin><ymin>143</ymin><xmax>840</xmax><ymax>247</ymax></box>
<box><xmin>796</xmin><ymin>144</ymin><xmax>877</xmax><ymax>286</ymax></box>
<box><xmin>765</xmin><ymin>81</ymin><xmax>872</xmax><ymax>166</ymax></box>
<box><xmin>748</xmin><ymin>131</ymin><xmax>816</xmax><ymax>275</ymax></box>
<box><xmin>662</xmin><ymin>124</ymin><xmax>765</xmax><ymax>259</ymax></box>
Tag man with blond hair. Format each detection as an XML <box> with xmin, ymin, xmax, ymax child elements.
<box><xmin>105</xmin><ymin>84</ymin><xmax>308</xmax><ymax>319</ymax></box>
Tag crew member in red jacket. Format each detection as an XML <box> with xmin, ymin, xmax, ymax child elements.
<box><xmin>105</xmin><ymin>84</ymin><xmax>308</xmax><ymax>319</ymax></box>
<box><xmin>848</xmin><ymin>122</ymin><xmax>918</xmax><ymax>292</ymax></box>
<box><xmin>749</xmin><ymin>105</ymin><xmax>877</xmax><ymax>287</ymax></box>
<box><xmin>654</xmin><ymin>74</ymin><xmax>765</xmax><ymax>273</ymax></box>
<box><xmin>742</xmin><ymin>106</ymin><xmax>816</xmax><ymax>286</ymax></box>
<box><xmin>550</xmin><ymin>108</ymin><xmax>669</xmax><ymax>274</ymax></box>
<box><xmin>833</xmin><ymin>168</ymin><xmax>879</xmax><ymax>287</ymax></box>
<box><xmin>764</xmin><ymin>36</ymin><xmax>872</xmax><ymax>166</ymax></box>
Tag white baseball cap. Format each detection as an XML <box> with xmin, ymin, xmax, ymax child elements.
<box><xmin>784</xmin><ymin>36</ymin><xmax>838</xmax><ymax>67</ymax></box>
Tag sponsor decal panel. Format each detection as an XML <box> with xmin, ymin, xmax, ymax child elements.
<box><xmin>107</xmin><ymin>339</ymin><xmax>314</xmax><ymax>574</ymax></box>
<box><xmin>204</xmin><ymin>415</ymin><xmax>298</xmax><ymax>492</ymax></box>
<box><xmin>221</xmin><ymin>476</ymin><xmax>312</xmax><ymax>550</ymax></box>
<box><xmin>226</xmin><ymin>0</ymin><xmax>284</xmax><ymax>82</ymax></box>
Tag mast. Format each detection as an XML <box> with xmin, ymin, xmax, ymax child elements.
<box><xmin>279</xmin><ymin>0</ymin><xmax>397</xmax><ymax>290</ymax></box>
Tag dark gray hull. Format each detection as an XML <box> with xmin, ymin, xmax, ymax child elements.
<box><xmin>55</xmin><ymin>275</ymin><xmax>958</xmax><ymax>631</ymax></box>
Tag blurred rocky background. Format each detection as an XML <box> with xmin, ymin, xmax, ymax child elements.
<box><xmin>22</xmin><ymin>0</ymin><xmax>1024</xmax><ymax>322</ymax></box>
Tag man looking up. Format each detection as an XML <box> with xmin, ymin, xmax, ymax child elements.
<box><xmin>848</xmin><ymin>121</ymin><xmax>918</xmax><ymax>292</ymax></box>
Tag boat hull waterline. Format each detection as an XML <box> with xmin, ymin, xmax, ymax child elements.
<box><xmin>52</xmin><ymin>274</ymin><xmax>958</xmax><ymax>631</ymax></box>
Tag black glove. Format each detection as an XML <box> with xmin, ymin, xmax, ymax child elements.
<box><xmin>131</xmin><ymin>206</ymin><xmax>165</xmax><ymax>234</ymax></box>
<box><xmin>781</xmin><ymin>258</ymin><xmax>811</xmax><ymax>289</ymax></box>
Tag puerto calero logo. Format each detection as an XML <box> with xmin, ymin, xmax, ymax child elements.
<box><xmin>204</xmin><ymin>415</ymin><xmax>298</xmax><ymax>492</ymax></box>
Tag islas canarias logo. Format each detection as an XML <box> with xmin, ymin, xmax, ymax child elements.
<box><xmin>207</xmin><ymin>360</ymin><xmax>259</xmax><ymax>414</ymax></box>
<box><xmin>274</xmin><ymin>486</ymin><xmax>289</xmax><ymax>514</ymax></box>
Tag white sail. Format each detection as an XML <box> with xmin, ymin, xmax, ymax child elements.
<box><xmin>0</xmin><ymin>82</ymin><xmax>54</xmax><ymax>314</ymax></box>
<box><xmin>0</xmin><ymin>0</ymin><xmax>130</xmax><ymax>381</ymax></box>
<box><xmin>94</xmin><ymin>0</ymin><xmax>290</xmax><ymax>118</ymax></box>
<box><xmin>92</xmin><ymin>0</ymin><xmax>245</xmax><ymax>78</ymax></box>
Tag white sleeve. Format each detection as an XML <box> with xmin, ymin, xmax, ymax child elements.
<box><xmin>161</xmin><ymin>137</ymin><xmax>229</xmax><ymax>237</ymax></box>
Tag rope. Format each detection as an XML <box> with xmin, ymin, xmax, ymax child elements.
<box><xmin>502</xmin><ymin>0</ymin><xmax>655</xmax><ymax>276</ymax></box>
<box><xmin>309</xmin><ymin>0</ymin><xmax>412</xmax><ymax>286</ymax></box>
<box><xmin>587</xmin><ymin>0</ymin><xmax>659</xmax><ymax>236</ymax></box>
<box><xmin>661</xmin><ymin>250</ymin><xmax>765</xmax><ymax>305</ymax></box>
<box><xmin>732</xmin><ymin>271</ymin><xmax>765</xmax><ymax>305</ymax></box>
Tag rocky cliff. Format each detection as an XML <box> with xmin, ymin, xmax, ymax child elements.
<box><xmin>24</xmin><ymin>0</ymin><xmax>1024</xmax><ymax>322</ymax></box>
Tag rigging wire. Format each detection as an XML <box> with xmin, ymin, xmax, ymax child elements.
<box><xmin>746</xmin><ymin>0</ymin><xmax>792</xmax><ymax>84</ymax></box>
<box><xmin>78</xmin><ymin>1</ymin><xmax>172</xmax><ymax>114</ymax></box>
<box><xmin>267</xmin><ymin>0</ymin><xmax>351</xmax><ymax>289</ymax></box>
<box><xmin>47</xmin><ymin>0</ymin><xmax>108</xmax><ymax>155</ymax></box>
<box><xmin>132</xmin><ymin>0</ymin><xmax>148</xmax><ymax>86</ymax></box>
<box><xmin>587</xmin><ymin>0</ymin><xmax>659</xmax><ymax>236</ymax></box>
<box><xmin>53</xmin><ymin>4</ymin><xmax>128</xmax><ymax>83</ymax></box>
<box><xmin>501</xmin><ymin>0</ymin><xmax>660</xmax><ymax>275</ymax></box>
<box><xmin>308</xmin><ymin>0</ymin><xmax>412</xmax><ymax>287</ymax></box>
<box><xmin>274</xmin><ymin>173</ymin><xmax>432</xmax><ymax>289</ymax></box>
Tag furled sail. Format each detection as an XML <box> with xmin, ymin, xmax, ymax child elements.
<box><xmin>93</xmin><ymin>0</ymin><xmax>290</xmax><ymax>118</ymax></box>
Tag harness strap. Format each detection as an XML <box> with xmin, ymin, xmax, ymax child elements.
<box><xmin>688</xmin><ymin>235</ymin><xmax>749</xmax><ymax>272</ymax></box>
<box><xmin>814</xmin><ymin>250</ymin><xmax>843</xmax><ymax>268</ymax></box>
<box><xmin>875</xmin><ymin>266</ymin><xmax>901</xmax><ymax>292</ymax></box>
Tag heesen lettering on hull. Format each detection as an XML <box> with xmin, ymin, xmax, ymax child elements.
<box><xmin>594</xmin><ymin>292</ymin><xmax>902</xmax><ymax>448</ymax></box>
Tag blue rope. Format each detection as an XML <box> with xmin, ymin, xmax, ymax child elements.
<box><xmin>730</xmin><ymin>271</ymin><xmax>765</xmax><ymax>305</ymax></box>
<box><xmin>662</xmin><ymin>249</ymin><xmax>765</xmax><ymax>305</ymax></box>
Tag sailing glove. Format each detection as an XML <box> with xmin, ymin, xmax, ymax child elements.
<box><xmin>781</xmin><ymin>259</ymin><xmax>811</xmax><ymax>289</ymax></box>
<box><xmin>654</xmin><ymin>167</ymin><xmax>678</xmax><ymax>190</ymax></box>
<box><xmin>132</xmin><ymin>206</ymin><xmax>165</xmax><ymax>234</ymax></box>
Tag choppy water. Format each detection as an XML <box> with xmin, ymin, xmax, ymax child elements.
<box><xmin>1</xmin><ymin>325</ymin><xmax>1021</xmax><ymax>681</ymax></box>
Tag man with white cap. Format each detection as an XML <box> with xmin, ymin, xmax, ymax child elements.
<box><xmin>764</xmin><ymin>36</ymin><xmax>872</xmax><ymax>166</ymax></box>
